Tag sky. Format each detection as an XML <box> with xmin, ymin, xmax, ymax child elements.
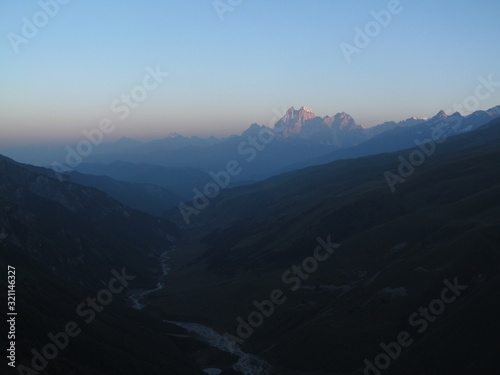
<box><xmin>1</xmin><ymin>0</ymin><xmax>500</xmax><ymax>146</ymax></box>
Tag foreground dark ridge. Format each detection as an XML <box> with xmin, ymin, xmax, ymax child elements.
<box><xmin>160</xmin><ymin>118</ymin><xmax>500</xmax><ymax>374</ymax></box>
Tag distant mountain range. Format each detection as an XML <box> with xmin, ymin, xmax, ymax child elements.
<box><xmin>2</xmin><ymin>115</ymin><xmax>500</xmax><ymax>374</ymax></box>
<box><xmin>285</xmin><ymin>105</ymin><xmax>500</xmax><ymax>172</ymax></box>
<box><xmin>2</xmin><ymin>105</ymin><xmax>499</xmax><ymax>215</ymax></box>
<box><xmin>63</xmin><ymin>171</ymin><xmax>183</xmax><ymax>216</ymax></box>
<box><xmin>73</xmin><ymin>162</ymin><xmax>211</xmax><ymax>201</ymax></box>
<box><xmin>162</xmin><ymin>117</ymin><xmax>500</xmax><ymax>374</ymax></box>
<box><xmin>75</xmin><ymin>104</ymin><xmax>499</xmax><ymax>159</ymax></box>
<box><xmin>2</xmin><ymin>106</ymin><xmax>499</xmax><ymax>185</ymax></box>
<box><xmin>61</xmin><ymin>105</ymin><xmax>500</xmax><ymax>184</ymax></box>
<box><xmin>273</xmin><ymin>106</ymin><xmax>367</xmax><ymax>147</ymax></box>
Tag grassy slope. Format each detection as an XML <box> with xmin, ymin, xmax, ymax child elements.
<box><xmin>158</xmin><ymin>119</ymin><xmax>500</xmax><ymax>374</ymax></box>
<box><xmin>0</xmin><ymin>155</ymin><xmax>204</xmax><ymax>375</ymax></box>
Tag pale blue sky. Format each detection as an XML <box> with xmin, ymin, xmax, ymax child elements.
<box><xmin>1</xmin><ymin>0</ymin><xmax>500</xmax><ymax>144</ymax></box>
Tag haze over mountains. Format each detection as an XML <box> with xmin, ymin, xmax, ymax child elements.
<box><xmin>46</xmin><ymin>104</ymin><xmax>500</xmax><ymax>214</ymax></box>
<box><xmin>2</xmin><ymin>114</ymin><xmax>500</xmax><ymax>374</ymax></box>
<box><xmin>5</xmin><ymin>106</ymin><xmax>500</xmax><ymax>186</ymax></box>
<box><xmin>66</xmin><ymin>105</ymin><xmax>500</xmax><ymax>173</ymax></box>
<box><xmin>4</xmin><ymin>0</ymin><xmax>500</xmax><ymax>373</ymax></box>
<box><xmin>2</xmin><ymin>105</ymin><xmax>498</xmax><ymax>221</ymax></box>
<box><xmin>4</xmin><ymin>104</ymin><xmax>497</xmax><ymax>219</ymax></box>
<box><xmin>163</xmin><ymin>116</ymin><xmax>500</xmax><ymax>375</ymax></box>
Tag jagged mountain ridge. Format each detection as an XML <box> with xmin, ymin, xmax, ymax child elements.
<box><xmin>161</xmin><ymin>117</ymin><xmax>500</xmax><ymax>374</ymax></box>
<box><xmin>11</xmin><ymin>105</ymin><xmax>498</xmax><ymax>186</ymax></box>
<box><xmin>272</xmin><ymin>106</ymin><xmax>367</xmax><ymax>147</ymax></box>
<box><xmin>283</xmin><ymin>105</ymin><xmax>500</xmax><ymax>172</ymax></box>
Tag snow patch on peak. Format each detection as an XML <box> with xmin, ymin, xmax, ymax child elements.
<box><xmin>300</xmin><ymin>106</ymin><xmax>314</xmax><ymax>113</ymax></box>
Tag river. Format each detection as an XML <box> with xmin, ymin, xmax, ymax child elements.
<box><xmin>128</xmin><ymin>249</ymin><xmax>170</xmax><ymax>310</ymax></box>
<box><xmin>165</xmin><ymin>320</ymin><xmax>272</xmax><ymax>375</ymax></box>
<box><xmin>127</xmin><ymin>247</ymin><xmax>273</xmax><ymax>375</ymax></box>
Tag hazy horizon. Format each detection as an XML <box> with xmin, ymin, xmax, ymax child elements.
<box><xmin>2</xmin><ymin>2</ymin><xmax>500</xmax><ymax>374</ymax></box>
<box><xmin>2</xmin><ymin>0</ymin><xmax>500</xmax><ymax>146</ymax></box>
<box><xmin>2</xmin><ymin>102</ymin><xmax>500</xmax><ymax>148</ymax></box>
